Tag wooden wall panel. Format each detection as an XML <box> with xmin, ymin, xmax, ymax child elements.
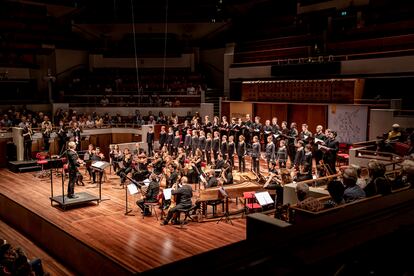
<box><xmin>271</xmin><ymin>104</ymin><xmax>288</xmax><ymax>123</ymax></box>
<box><xmin>288</xmin><ymin>104</ymin><xmax>309</xmax><ymax>126</ymax></box>
<box><xmin>254</xmin><ymin>104</ymin><xmax>272</xmax><ymax>122</ymax></box>
<box><xmin>112</xmin><ymin>133</ymin><xmax>133</xmax><ymax>145</ymax></box>
<box><xmin>96</xmin><ymin>134</ymin><xmax>112</xmax><ymax>159</ymax></box>
<box><xmin>221</xmin><ymin>102</ymin><xmax>230</xmax><ymax>119</ymax></box>
<box><xmin>307</xmin><ymin>105</ymin><xmax>328</xmax><ymax>133</ymax></box>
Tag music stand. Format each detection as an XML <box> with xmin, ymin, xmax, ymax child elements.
<box><xmin>90</xmin><ymin>161</ymin><xmax>111</xmax><ymax>202</ymax></box>
<box><xmin>121</xmin><ymin>173</ymin><xmax>146</xmax><ymax>216</ymax></box>
<box><xmin>254</xmin><ymin>191</ymin><xmax>274</xmax><ymax>210</ymax></box>
<box><xmin>216</xmin><ymin>187</ymin><xmax>233</xmax><ymax>225</ymax></box>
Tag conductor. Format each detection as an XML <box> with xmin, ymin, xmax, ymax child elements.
<box><xmin>67</xmin><ymin>141</ymin><xmax>82</xmax><ymax>198</ymax></box>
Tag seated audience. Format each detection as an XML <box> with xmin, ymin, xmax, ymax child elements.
<box><xmin>365</xmin><ymin>160</ymin><xmax>391</xmax><ymax>197</ymax></box>
<box><xmin>295</xmin><ymin>182</ymin><xmax>324</xmax><ymax>212</ymax></box>
<box><xmin>343</xmin><ymin>168</ymin><xmax>366</xmax><ymax>203</ymax></box>
<box><xmin>324</xmin><ymin>180</ymin><xmax>345</xmax><ymax>208</ymax></box>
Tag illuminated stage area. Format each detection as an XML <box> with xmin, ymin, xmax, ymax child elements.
<box><xmin>0</xmin><ymin>168</ymin><xmax>246</xmax><ymax>275</ymax></box>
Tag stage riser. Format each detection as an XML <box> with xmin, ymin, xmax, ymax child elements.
<box><xmin>0</xmin><ymin>193</ymin><xmax>136</xmax><ymax>276</ymax></box>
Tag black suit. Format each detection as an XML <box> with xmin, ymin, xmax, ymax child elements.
<box><xmin>323</xmin><ymin>138</ymin><xmax>339</xmax><ymax>174</ymax></box>
<box><xmin>136</xmin><ymin>180</ymin><xmax>160</xmax><ymax>215</ymax></box>
<box><xmin>164</xmin><ymin>184</ymin><xmax>193</xmax><ymax>223</ymax></box>
<box><xmin>147</xmin><ymin>132</ymin><xmax>154</xmax><ymax>156</ymax></box>
<box><xmin>67</xmin><ymin>149</ymin><xmax>80</xmax><ymax>197</ymax></box>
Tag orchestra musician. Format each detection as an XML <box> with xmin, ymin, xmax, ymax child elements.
<box><xmin>176</xmin><ymin>147</ymin><xmax>186</xmax><ymax>167</ymax></box>
<box><xmin>214</xmin><ymin>153</ymin><xmax>225</xmax><ymax>170</ymax></box>
<box><xmin>237</xmin><ymin>135</ymin><xmax>247</xmax><ymax>173</ymax></box>
<box><xmin>221</xmin><ymin>161</ymin><xmax>233</xmax><ymax>185</ymax></box>
<box><xmin>118</xmin><ymin>148</ymin><xmax>132</xmax><ymax>186</ymax></box>
<box><xmin>110</xmin><ymin>144</ymin><xmax>122</xmax><ymax>173</ymax></box>
<box><xmin>66</xmin><ymin>141</ymin><xmax>83</xmax><ymax>198</ymax></box>
<box><xmin>90</xmin><ymin>147</ymin><xmax>104</xmax><ymax>184</ymax></box>
<box><xmin>57</xmin><ymin>120</ymin><xmax>68</xmax><ymax>155</ymax></box>
<box><xmin>160</xmin><ymin>176</ymin><xmax>193</xmax><ymax>226</ymax></box>
<box><xmin>147</xmin><ymin>125</ymin><xmax>154</xmax><ymax>157</ymax></box>
<box><xmin>72</xmin><ymin>122</ymin><xmax>81</xmax><ymax>151</ymax></box>
<box><xmin>41</xmin><ymin>115</ymin><xmax>52</xmax><ymax>152</ymax></box>
<box><xmin>136</xmin><ymin>173</ymin><xmax>160</xmax><ymax>216</ymax></box>
<box><xmin>22</xmin><ymin>119</ymin><xmax>33</xmax><ymax>161</ymax></box>
<box><xmin>263</xmin><ymin>161</ymin><xmax>283</xmax><ymax>206</ymax></box>
<box><xmin>251</xmin><ymin>136</ymin><xmax>261</xmax><ymax>174</ymax></box>
<box><xmin>84</xmin><ymin>144</ymin><xmax>95</xmax><ymax>181</ymax></box>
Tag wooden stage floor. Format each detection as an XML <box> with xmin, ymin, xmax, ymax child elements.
<box><xmin>0</xmin><ymin>168</ymin><xmax>246</xmax><ymax>274</ymax></box>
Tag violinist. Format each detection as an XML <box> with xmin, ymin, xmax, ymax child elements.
<box><xmin>110</xmin><ymin>144</ymin><xmax>122</xmax><ymax>173</ymax></box>
<box><xmin>41</xmin><ymin>115</ymin><xmax>53</xmax><ymax>151</ymax></box>
<box><xmin>118</xmin><ymin>148</ymin><xmax>132</xmax><ymax>186</ymax></box>
<box><xmin>136</xmin><ymin>173</ymin><xmax>160</xmax><ymax>216</ymax></box>
<box><xmin>57</xmin><ymin>120</ymin><xmax>68</xmax><ymax>155</ymax></box>
<box><xmin>151</xmin><ymin>152</ymin><xmax>164</xmax><ymax>175</ymax></box>
<box><xmin>160</xmin><ymin>176</ymin><xmax>193</xmax><ymax>226</ymax></box>
<box><xmin>166</xmin><ymin>163</ymin><xmax>179</xmax><ymax>188</ymax></box>
<box><xmin>84</xmin><ymin>144</ymin><xmax>95</xmax><ymax>182</ymax></box>
<box><xmin>263</xmin><ymin>161</ymin><xmax>283</xmax><ymax>206</ymax></box>
<box><xmin>221</xmin><ymin>162</ymin><xmax>233</xmax><ymax>185</ymax></box>
<box><xmin>131</xmin><ymin>154</ymin><xmax>149</xmax><ymax>182</ymax></box>
<box><xmin>293</xmin><ymin>162</ymin><xmax>313</xmax><ymax>182</ymax></box>
<box><xmin>72</xmin><ymin>122</ymin><xmax>82</xmax><ymax>151</ymax></box>
<box><xmin>205</xmin><ymin>169</ymin><xmax>218</xmax><ymax>188</ymax></box>
<box><xmin>176</xmin><ymin>147</ymin><xmax>186</xmax><ymax>167</ymax></box>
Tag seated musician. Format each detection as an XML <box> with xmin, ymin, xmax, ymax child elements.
<box><xmin>221</xmin><ymin>162</ymin><xmax>233</xmax><ymax>185</ymax></box>
<box><xmin>205</xmin><ymin>169</ymin><xmax>218</xmax><ymax>188</ymax></box>
<box><xmin>160</xmin><ymin>176</ymin><xmax>193</xmax><ymax>226</ymax></box>
<box><xmin>166</xmin><ymin>163</ymin><xmax>179</xmax><ymax>188</ymax></box>
<box><xmin>176</xmin><ymin>147</ymin><xmax>186</xmax><ymax>167</ymax></box>
<box><xmin>110</xmin><ymin>144</ymin><xmax>122</xmax><ymax>173</ymax></box>
<box><xmin>136</xmin><ymin>173</ymin><xmax>160</xmax><ymax>216</ymax></box>
<box><xmin>84</xmin><ymin>144</ymin><xmax>95</xmax><ymax>181</ymax></box>
<box><xmin>264</xmin><ymin>161</ymin><xmax>283</xmax><ymax>206</ymax></box>
<box><xmin>214</xmin><ymin>153</ymin><xmax>225</xmax><ymax>170</ymax></box>
<box><xmin>90</xmin><ymin>147</ymin><xmax>104</xmax><ymax>184</ymax></box>
<box><xmin>293</xmin><ymin>162</ymin><xmax>313</xmax><ymax>182</ymax></box>
<box><xmin>118</xmin><ymin>148</ymin><xmax>132</xmax><ymax>186</ymax></box>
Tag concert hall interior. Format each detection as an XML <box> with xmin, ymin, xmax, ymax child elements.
<box><xmin>1</xmin><ymin>0</ymin><xmax>414</xmax><ymax>275</ymax></box>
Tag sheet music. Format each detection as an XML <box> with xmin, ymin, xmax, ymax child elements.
<box><xmin>163</xmin><ymin>188</ymin><xmax>173</xmax><ymax>200</ymax></box>
<box><xmin>92</xmin><ymin>161</ymin><xmax>106</xmax><ymax>168</ymax></box>
<box><xmin>314</xmin><ymin>138</ymin><xmax>324</xmax><ymax>144</ymax></box>
<box><xmin>143</xmin><ymin>179</ymin><xmax>150</xmax><ymax>186</ymax></box>
<box><xmin>273</xmin><ymin>134</ymin><xmax>280</xmax><ymax>138</ymax></box>
<box><xmin>255</xmin><ymin>191</ymin><xmax>274</xmax><ymax>206</ymax></box>
<box><xmin>127</xmin><ymin>184</ymin><xmax>139</xmax><ymax>195</ymax></box>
